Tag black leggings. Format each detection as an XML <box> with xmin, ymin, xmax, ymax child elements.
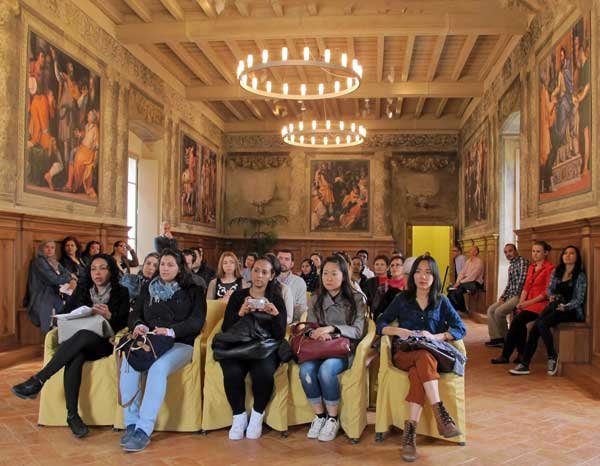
<box><xmin>219</xmin><ymin>353</ymin><xmax>279</xmax><ymax>415</ymax></box>
<box><xmin>522</xmin><ymin>304</ymin><xmax>578</xmax><ymax>365</ymax></box>
<box><xmin>501</xmin><ymin>310</ymin><xmax>538</xmax><ymax>359</ymax></box>
<box><xmin>37</xmin><ymin>330</ymin><xmax>113</xmax><ymax>415</ymax></box>
<box><xmin>448</xmin><ymin>282</ymin><xmax>480</xmax><ymax>312</ymax></box>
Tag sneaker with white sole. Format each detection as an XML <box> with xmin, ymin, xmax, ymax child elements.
<box><xmin>509</xmin><ymin>363</ymin><xmax>530</xmax><ymax>375</ymax></box>
<box><xmin>246</xmin><ymin>409</ymin><xmax>264</xmax><ymax>440</ymax></box>
<box><xmin>317</xmin><ymin>417</ymin><xmax>340</xmax><ymax>442</ymax></box>
<box><xmin>547</xmin><ymin>356</ymin><xmax>559</xmax><ymax>376</ymax></box>
<box><xmin>307</xmin><ymin>415</ymin><xmax>326</xmax><ymax>439</ymax></box>
<box><xmin>229</xmin><ymin>412</ymin><xmax>248</xmax><ymax>440</ymax></box>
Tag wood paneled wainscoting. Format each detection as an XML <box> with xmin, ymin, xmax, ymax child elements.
<box><xmin>0</xmin><ymin>212</ymin><xmax>130</xmax><ymax>348</ymax></box>
<box><xmin>458</xmin><ymin>235</ymin><xmax>499</xmax><ymax>318</ymax></box>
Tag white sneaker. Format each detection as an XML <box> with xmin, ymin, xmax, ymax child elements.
<box><xmin>307</xmin><ymin>415</ymin><xmax>326</xmax><ymax>439</ymax></box>
<box><xmin>547</xmin><ymin>356</ymin><xmax>559</xmax><ymax>376</ymax></box>
<box><xmin>317</xmin><ymin>417</ymin><xmax>340</xmax><ymax>442</ymax></box>
<box><xmin>229</xmin><ymin>412</ymin><xmax>248</xmax><ymax>440</ymax></box>
<box><xmin>245</xmin><ymin>409</ymin><xmax>264</xmax><ymax>440</ymax></box>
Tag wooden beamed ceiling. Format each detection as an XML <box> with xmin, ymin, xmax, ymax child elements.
<box><xmin>93</xmin><ymin>0</ymin><xmax>539</xmax><ymax>132</ymax></box>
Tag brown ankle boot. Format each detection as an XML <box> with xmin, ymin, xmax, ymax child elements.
<box><xmin>432</xmin><ymin>401</ymin><xmax>461</xmax><ymax>438</ymax></box>
<box><xmin>401</xmin><ymin>420</ymin><xmax>417</xmax><ymax>462</ymax></box>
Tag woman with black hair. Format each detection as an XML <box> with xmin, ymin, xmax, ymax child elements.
<box><xmin>12</xmin><ymin>254</ymin><xmax>129</xmax><ymax>438</ymax></box>
<box><xmin>299</xmin><ymin>255</ymin><xmax>366</xmax><ymax>442</ymax></box>
<box><xmin>300</xmin><ymin>258</ymin><xmax>320</xmax><ymax>293</ymax></box>
<box><xmin>219</xmin><ymin>255</ymin><xmax>287</xmax><ymax>441</ymax></box>
<box><xmin>510</xmin><ymin>245</ymin><xmax>587</xmax><ymax>376</ymax></box>
<box><xmin>120</xmin><ymin>252</ymin><xmax>160</xmax><ymax>304</ymax></box>
<box><xmin>376</xmin><ymin>255</ymin><xmax>465</xmax><ymax>462</ymax></box>
<box><xmin>59</xmin><ymin>236</ymin><xmax>86</xmax><ymax>279</ymax></box>
<box><xmin>81</xmin><ymin>240</ymin><xmax>101</xmax><ymax>267</ymax></box>
<box><xmin>119</xmin><ymin>249</ymin><xmax>206</xmax><ymax>452</ymax></box>
<box><xmin>111</xmin><ymin>240</ymin><xmax>139</xmax><ymax>276</ymax></box>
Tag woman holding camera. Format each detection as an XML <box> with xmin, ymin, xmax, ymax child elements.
<box><xmin>119</xmin><ymin>249</ymin><xmax>206</xmax><ymax>452</ymax></box>
<box><xmin>218</xmin><ymin>255</ymin><xmax>287</xmax><ymax>440</ymax></box>
<box><xmin>299</xmin><ymin>255</ymin><xmax>366</xmax><ymax>442</ymax></box>
<box><xmin>510</xmin><ymin>245</ymin><xmax>587</xmax><ymax>376</ymax></box>
<box><xmin>377</xmin><ymin>255</ymin><xmax>465</xmax><ymax>462</ymax></box>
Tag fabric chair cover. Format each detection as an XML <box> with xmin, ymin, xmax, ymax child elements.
<box><xmin>201</xmin><ymin>318</ymin><xmax>289</xmax><ymax>432</ymax></box>
<box><xmin>287</xmin><ymin>319</ymin><xmax>376</xmax><ymax>441</ymax></box>
<box><xmin>375</xmin><ymin>335</ymin><xmax>467</xmax><ymax>444</ymax></box>
<box><xmin>38</xmin><ymin>328</ymin><xmax>123</xmax><ymax>426</ymax></box>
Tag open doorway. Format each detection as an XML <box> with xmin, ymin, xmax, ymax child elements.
<box><xmin>410</xmin><ymin>225</ymin><xmax>454</xmax><ymax>290</ymax></box>
<box><xmin>498</xmin><ymin>112</ymin><xmax>521</xmax><ymax>297</ymax></box>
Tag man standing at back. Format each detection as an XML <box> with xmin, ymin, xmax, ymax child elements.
<box><xmin>485</xmin><ymin>244</ymin><xmax>529</xmax><ymax>347</ymax></box>
<box><xmin>276</xmin><ymin>249</ymin><xmax>307</xmax><ymax>323</ymax></box>
<box><xmin>154</xmin><ymin>221</ymin><xmax>177</xmax><ymax>253</ymax></box>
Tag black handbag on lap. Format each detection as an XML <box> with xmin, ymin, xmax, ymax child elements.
<box><xmin>212</xmin><ymin>313</ymin><xmax>280</xmax><ymax>361</ymax></box>
<box><xmin>116</xmin><ymin>331</ymin><xmax>175</xmax><ymax>372</ymax></box>
<box><xmin>393</xmin><ymin>335</ymin><xmax>456</xmax><ymax>373</ymax></box>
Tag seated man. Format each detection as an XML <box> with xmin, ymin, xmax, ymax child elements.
<box><xmin>485</xmin><ymin>244</ymin><xmax>529</xmax><ymax>347</ymax></box>
<box><xmin>276</xmin><ymin>249</ymin><xmax>307</xmax><ymax>323</ymax></box>
<box><xmin>447</xmin><ymin>245</ymin><xmax>484</xmax><ymax>313</ymax></box>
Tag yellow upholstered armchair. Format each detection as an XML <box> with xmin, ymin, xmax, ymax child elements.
<box><xmin>375</xmin><ymin>335</ymin><xmax>467</xmax><ymax>445</ymax></box>
<box><xmin>38</xmin><ymin>328</ymin><xmax>124</xmax><ymax>426</ymax></box>
<box><xmin>287</xmin><ymin>319</ymin><xmax>376</xmax><ymax>443</ymax></box>
<box><xmin>201</xmin><ymin>317</ymin><xmax>289</xmax><ymax>434</ymax></box>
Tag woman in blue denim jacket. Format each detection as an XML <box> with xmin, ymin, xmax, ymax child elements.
<box><xmin>510</xmin><ymin>245</ymin><xmax>587</xmax><ymax>376</ymax></box>
<box><xmin>376</xmin><ymin>255</ymin><xmax>466</xmax><ymax>462</ymax></box>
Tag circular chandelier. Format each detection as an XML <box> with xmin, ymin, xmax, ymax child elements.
<box><xmin>281</xmin><ymin>120</ymin><xmax>367</xmax><ymax>149</ymax></box>
<box><xmin>236</xmin><ymin>46</ymin><xmax>363</xmax><ymax>100</ymax></box>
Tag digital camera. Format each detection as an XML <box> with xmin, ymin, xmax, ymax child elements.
<box><xmin>248</xmin><ymin>297</ymin><xmax>268</xmax><ymax>310</ymax></box>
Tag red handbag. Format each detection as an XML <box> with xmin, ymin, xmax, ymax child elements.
<box><xmin>290</xmin><ymin>322</ymin><xmax>351</xmax><ymax>363</ymax></box>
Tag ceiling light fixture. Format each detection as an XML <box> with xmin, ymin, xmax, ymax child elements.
<box><xmin>281</xmin><ymin>119</ymin><xmax>367</xmax><ymax>149</ymax></box>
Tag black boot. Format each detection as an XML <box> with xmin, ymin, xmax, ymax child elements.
<box><xmin>11</xmin><ymin>376</ymin><xmax>43</xmax><ymax>400</ymax></box>
<box><xmin>67</xmin><ymin>413</ymin><xmax>89</xmax><ymax>438</ymax></box>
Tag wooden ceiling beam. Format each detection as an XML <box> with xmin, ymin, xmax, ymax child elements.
<box><xmin>167</xmin><ymin>42</ymin><xmax>213</xmax><ymax>84</ymax></box>
<box><xmin>427</xmin><ymin>35</ymin><xmax>446</xmax><ymax>81</ymax></box>
<box><xmin>374</xmin><ymin>98</ymin><xmax>381</xmax><ymax>119</ymax></box>
<box><xmin>285</xmin><ymin>39</ymin><xmax>309</xmax><ymax>83</ymax></box>
<box><xmin>94</xmin><ymin>0</ymin><xmax>124</xmax><ymax>24</ymax></box>
<box><xmin>396</xmin><ymin>98</ymin><xmax>404</xmax><ymax>117</ymax></box>
<box><xmin>457</xmin><ymin>97</ymin><xmax>473</xmax><ymax>118</ymax></box>
<box><xmin>376</xmin><ymin>36</ymin><xmax>385</xmax><ymax>82</ymax></box>
<box><xmin>452</xmin><ymin>34</ymin><xmax>477</xmax><ymax>80</ymax></box>
<box><xmin>401</xmin><ymin>35</ymin><xmax>415</xmax><ymax>82</ymax></box>
<box><xmin>245</xmin><ymin>100</ymin><xmax>264</xmax><ymax>119</ymax></box>
<box><xmin>194</xmin><ymin>0</ymin><xmax>217</xmax><ymax>17</ymax></box>
<box><xmin>196</xmin><ymin>40</ymin><xmax>235</xmax><ymax>84</ymax></box>
<box><xmin>224</xmin><ymin>101</ymin><xmax>244</xmax><ymax>120</ymax></box>
<box><xmin>116</xmin><ymin>13</ymin><xmax>529</xmax><ymax>43</ymax></box>
<box><xmin>225</xmin><ymin>40</ymin><xmax>265</xmax><ymax>120</ymax></box>
<box><xmin>159</xmin><ymin>0</ymin><xmax>185</xmax><ymax>21</ymax></box>
<box><xmin>187</xmin><ymin>81</ymin><xmax>483</xmax><ymax>100</ymax></box>
<box><xmin>316</xmin><ymin>38</ymin><xmax>331</xmax><ymax>83</ymax></box>
<box><xmin>123</xmin><ymin>0</ymin><xmax>152</xmax><ymax>23</ymax></box>
<box><xmin>435</xmin><ymin>98</ymin><xmax>448</xmax><ymax>118</ymax></box>
<box><xmin>271</xmin><ymin>0</ymin><xmax>284</xmax><ymax>17</ymax></box>
<box><xmin>234</xmin><ymin>0</ymin><xmax>250</xmax><ymax>16</ymax></box>
<box><xmin>307</xmin><ymin>3</ymin><xmax>318</xmax><ymax>15</ymax></box>
<box><xmin>415</xmin><ymin>98</ymin><xmax>425</xmax><ymax>119</ymax></box>
<box><xmin>478</xmin><ymin>34</ymin><xmax>511</xmax><ymax>81</ymax></box>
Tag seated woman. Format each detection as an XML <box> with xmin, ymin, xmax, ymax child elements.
<box><xmin>371</xmin><ymin>255</ymin><xmax>407</xmax><ymax>320</ymax></box>
<box><xmin>59</xmin><ymin>236</ymin><xmax>86</xmax><ymax>280</ymax></box>
<box><xmin>119</xmin><ymin>249</ymin><xmax>205</xmax><ymax>452</ymax></box>
<box><xmin>182</xmin><ymin>248</ymin><xmax>207</xmax><ymax>289</ymax></box>
<box><xmin>510</xmin><ymin>245</ymin><xmax>587</xmax><ymax>376</ymax></box>
<box><xmin>492</xmin><ymin>241</ymin><xmax>554</xmax><ymax>365</ymax></box>
<box><xmin>376</xmin><ymin>255</ymin><xmax>466</xmax><ymax>462</ymax></box>
<box><xmin>111</xmin><ymin>240</ymin><xmax>139</xmax><ymax>277</ymax></box>
<box><xmin>299</xmin><ymin>255</ymin><xmax>366</xmax><ymax>442</ymax></box>
<box><xmin>363</xmin><ymin>254</ymin><xmax>390</xmax><ymax>307</ymax></box>
<box><xmin>218</xmin><ymin>255</ymin><xmax>287</xmax><ymax>440</ymax></box>
<box><xmin>12</xmin><ymin>254</ymin><xmax>129</xmax><ymax>438</ymax></box>
<box><xmin>300</xmin><ymin>258</ymin><xmax>320</xmax><ymax>293</ymax></box>
<box><xmin>81</xmin><ymin>240</ymin><xmax>101</xmax><ymax>267</ymax></box>
<box><xmin>207</xmin><ymin>251</ymin><xmax>248</xmax><ymax>303</ymax></box>
<box><xmin>120</xmin><ymin>252</ymin><xmax>159</xmax><ymax>304</ymax></box>
<box><xmin>25</xmin><ymin>240</ymin><xmax>77</xmax><ymax>333</ymax></box>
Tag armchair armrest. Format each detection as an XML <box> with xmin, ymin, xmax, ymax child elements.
<box><xmin>347</xmin><ymin>319</ymin><xmax>375</xmax><ymax>375</ymax></box>
<box><xmin>379</xmin><ymin>335</ymin><xmax>393</xmax><ymax>369</ymax></box>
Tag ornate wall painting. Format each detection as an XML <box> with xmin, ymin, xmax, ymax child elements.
<box><xmin>538</xmin><ymin>15</ymin><xmax>591</xmax><ymax>202</ymax></box>
<box><xmin>463</xmin><ymin>121</ymin><xmax>489</xmax><ymax>227</ymax></box>
<box><xmin>25</xmin><ymin>30</ymin><xmax>101</xmax><ymax>204</ymax></box>
<box><xmin>310</xmin><ymin>159</ymin><xmax>370</xmax><ymax>232</ymax></box>
<box><xmin>180</xmin><ymin>132</ymin><xmax>217</xmax><ymax>227</ymax></box>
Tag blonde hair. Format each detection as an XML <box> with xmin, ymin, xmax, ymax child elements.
<box><xmin>217</xmin><ymin>251</ymin><xmax>242</xmax><ymax>279</ymax></box>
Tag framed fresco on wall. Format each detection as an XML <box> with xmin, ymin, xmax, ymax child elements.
<box><xmin>309</xmin><ymin>159</ymin><xmax>370</xmax><ymax>232</ymax></box>
<box><xmin>24</xmin><ymin>29</ymin><xmax>101</xmax><ymax>204</ymax></box>
<box><xmin>538</xmin><ymin>15</ymin><xmax>591</xmax><ymax>202</ymax></box>
<box><xmin>463</xmin><ymin>120</ymin><xmax>489</xmax><ymax>227</ymax></box>
<box><xmin>180</xmin><ymin>132</ymin><xmax>217</xmax><ymax>227</ymax></box>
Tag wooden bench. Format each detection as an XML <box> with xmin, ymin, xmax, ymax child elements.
<box><xmin>554</xmin><ymin>322</ymin><xmax>591</xmax><ymax>374</ymax></box>
<box><xmin>464</xmin><ymin>287</ymin><xmax>486</xmax><ymax>315</ymax></box>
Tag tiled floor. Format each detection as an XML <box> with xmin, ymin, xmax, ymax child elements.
<box><xmin>1</xmin><ymin>319</ymin><xmax>600</xmax><ymax>466</ymax></box>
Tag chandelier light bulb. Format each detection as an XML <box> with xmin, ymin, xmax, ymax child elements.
<box><xmin>346</xmin><ymin>135</ymin><xmax>351</xmax><ymax>143</ymax></box>
<box><xmin>282</xmin><ymin>127</ymin><xmax>287</xmax><ymax>136</ymax></box>
<box><xmin>324</xmin><ymin>136</ymin><xmax>328</xmax><ymax>145</ymax></box>
<box><xmin>352</xmin><ymin>58</ymin><xmax>358</xmax><ymax>71</ymax></box>
<box><xmin>262</xmin><ymin>49</ymin><xmax>268</xmax><ymax>63</ymax></box>
<box><xmin>318</xmin><ymin>83</ymin><xmax>324</xmax><ymax>95</ymax></box>
<box><xmin>311</xmin><ymin>136</ymin><xmax>315</xmax><ymax>144</ymax></box>
<box><xmin>266</xmin><ymin>80</ymin><xmax>272</xmax><ymax>93</ymax></box>
<box><xmin>252</xmin><ymin>77</ymin><xmax>258</xmax><ymax>89</ymax></box>
<box><xmin>312</xmin><ymin>120</ymin><xmax>317</xmax><ymax>130</ymax></box>
<box><xmin>300</xmin><ymin>83</ymin><xmax>306</xmax><ymax>96</ymax></box>
<box><xmin>303</xmin><ymin>46</ymin><xmax>310</xmax><ymax>61</ymax></box>
<box><xmin>326</xmin><ymin>120</ymin><xmax>331</xmax><ymax>130</ymax></box>
<box><xmin>324</xmin><ymin>49</ymin><xmax>331</xmax><ymax>63</ymax></box>
<box><xmin>347</xmin><ymin>77</ymin><xmax>353</xmax><ymax>89</ymax></box>
<box><xmin>334</xmin><ymin>81</ymin><xmax>340</xmax><ymax>93</ymax></box>
<box><xmin>289</xmin><ymin>123</ymin><xmax>294</xmax><ymax>132</ymax></box>
<box><xmin>283</xmin><ymin>82</ymin><xmax>289</xmax><ymax>95</ymax></box>
<box><xmin>299</xmin><ymin>121</ymin><xmax>304</xmax><ymax>131</ymax></box>
<box><xmin>336</xmin><ymin>136</ymin><xmax>341</xmax><ymax>145</ymax></box>
<box><xmin>241</xmin><ymin>74</ymin><xmax>247</xmax><ymax>86</ymax></box>
<box><xmin>281</xmin><ymin>47</ymin><xmax>288</xmax><ymax>61</ymax></box>
<box><xmin>247</xmin><ymin>54</ymin><xmax>253</xmax><ymax>68</ymax></box>
<box><xmin>237</xmin><ymin>60</ymin><xmax>244</xmax><ymax>78</ymax></box>
<box><xmin>339</xmin><ymin>121</ymin><xmax>345</xmax><ymax>130</ymax></box>
<box><xmin>290</xmin><ymin>134</ymin><xmax>295</xmax><ymax>142</ymax></box>
<box><xmin>300</xmin><ymin>135</ymin><xmax>305</xmax><ymax>143</ymax></box>
<box><xmin>351</xmin><ymin>122</ymin><xmax>356</xmax><ymax>132</ymax></box>
<box><xmin>355</xmin><ymin>134</ymin><xmax>360</xmax><ymax>142</ymax></box>
<box><xmin>341</xmin><ymin>53</ymin><xmax>348</xmax><ymax>67</ymax></box>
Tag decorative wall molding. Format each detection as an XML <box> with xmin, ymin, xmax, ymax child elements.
<box><xmin>226</xmin><ymin>153</ymin><xmax>290</xmax><ymax>169</ymax></box>
<box><xmin>390</xmin><ymin>152</ymin><xmax>457</xmax><ymax>173</ymax></box>
<box><xmin>128</xmin><ymin>86</ymin><xmax>164</xmax><ymax>128</ymax></box>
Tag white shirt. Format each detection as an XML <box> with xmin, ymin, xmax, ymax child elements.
<box><xmin>362</xmin><ymin>267</ymin><xmax>375</xmax><ymax>279</ymax></box>
<box><xmin>277</xmin><ymin>272</ymin><xmax>308</xmax><ymax>324</ymax></box>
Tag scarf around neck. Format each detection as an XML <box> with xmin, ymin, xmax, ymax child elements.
<box><xmin>149</xmin><ymin>277</ymin><xmax>180</xmax><ymax>303</ymax></box>
<box><xmin>90</xmin><ymin>283</ymin><xmax>112</xmax><ymax>305</ymax></box>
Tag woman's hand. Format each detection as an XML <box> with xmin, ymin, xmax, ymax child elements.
<box><xmin>223</xmin><ymin>289</ymin><xmax>234</xmax><ymax>304</ymax></box>
<box><xmin>238</xmin><ymin>297</ymin><xmax>253</xmax><ymax>317</ymax></box>
<box><xmin>261</xmin><ymin>302</ymin><xmax>279</xmax><ymax>316</ymax></box>
<box><xmin>419</xmin><ymin>330</ymin><xmax>435</xmax><ymax>339</ymax></box>
<box><xmin>153</xmin><ymin>327</ymin><xmax>171</xmax><ymax>336</ymax></box>
<box><xmin>92</xmin><ymin>303</ymin><xmax>111</xmax><ymax>320</ymax></box>
<box><xmin>132</xmin><ymin>324</ymin><xmax>148</xmax><ymax>337</ymax></box>
<box><xmin>395</xmin><ymin>327</ymin><xmax>415</xmax><ymax>339</ymax></box>
<box><xmin>556</xmin><ymin>303</ymin><xmax>566</xmax><ymax>311</ymax></box>
<box><xmin>310</xmin><ymin>326</ymin><xmax>335</xmax><ymax>340</ymax></box>
<box><xmin>516</xmin><ymin>300</ymin><xmax>527</xmax><ymax>310</ymax></box>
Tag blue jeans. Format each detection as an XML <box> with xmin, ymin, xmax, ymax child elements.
<box><xmin>299</xmin><ymin>358</ymin><xmax>348</xmax><ymax>407</ymax></box>
<box><xmin>120</xmin><ymin>342</ymin><xmax>193</xmax><ymax>436</ymax></box>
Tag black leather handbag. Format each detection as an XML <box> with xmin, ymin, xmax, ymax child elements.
<box><xmin>212</xmin><ymin>313</ymin><xmax>280</xmax><ymax>361</ymax></box>
<box><xmin>116</xmin><ymin>331</ymin><xmax>175</xmax><ymax>372</ymax></box>
<box><xmin>393</xmin><ymin>335</ymin><xmax>456</xmax><ymax>373</ymax></box>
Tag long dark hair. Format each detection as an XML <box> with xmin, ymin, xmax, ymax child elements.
<box><xmin>83</xmin><ymin>240</ymin><xmax>101</xmax><ymax>257</ymax></box>
<box><xmin>159</xmin><ymin>248</ymin><xmax>193</xmax><ymax>288</ymax></box>
<box><xmin>554</xmin><ymin>245</ymin><xmax>584</xmax><ymax>281</ymax></box>
<box><xmin>61</xmin><ymin>236</ymin><xmax>81</xmax><ymax>259</ymax></box>
<box><xmin>315</xmin><ymin>255</ymin><xmax>358</xmax><ymax>325</ymax></box>
<box><xmin>256</xmin><ymin>254</ymin><xmax>283</xmax><ymax>302</ymax></box>
<box><xmin>83</xmin><ymin>254</ymin><xmax>121</xmax><ymax>290</ymax></box>
<box><xmin>405</xmin><ymin>255</ymin><xmax>442</xmax><ymax>307</ymax></box>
